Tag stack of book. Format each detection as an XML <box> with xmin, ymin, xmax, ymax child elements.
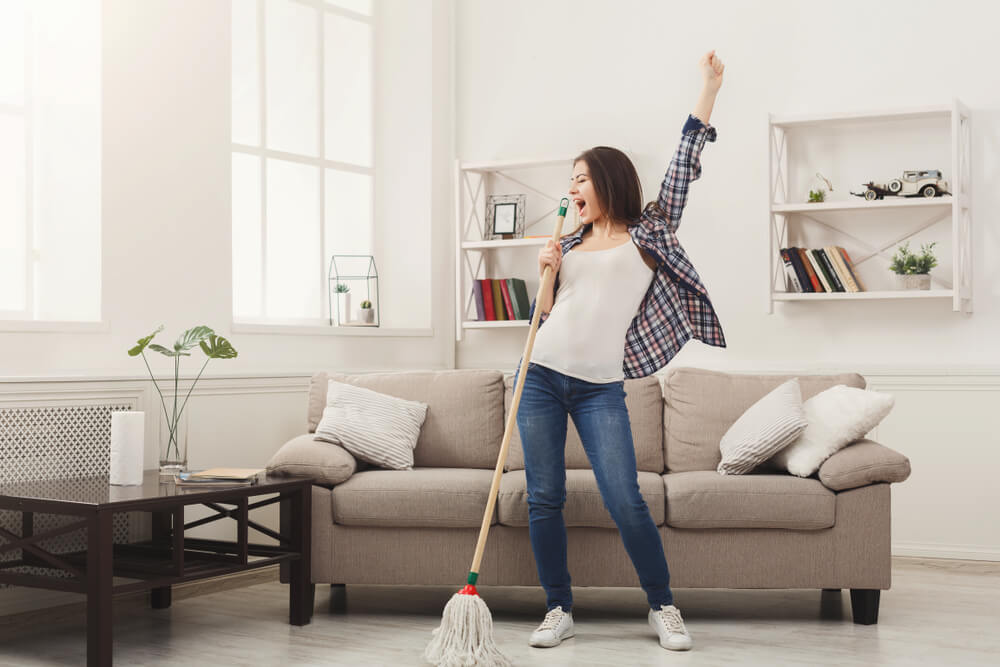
<box><xmin>780</xmin><ymin>246</ymin><xmax>866</xmax><ymax>293</ymax></box>
<box><xmin>472</xmin><ymin>278</ymin><xmax>531</xmax><ymax>321</ymax></box>
<box><xmin>174</xmin><ymin>467</ymin><xmax>264</xmax><ymax>487</ymax></box>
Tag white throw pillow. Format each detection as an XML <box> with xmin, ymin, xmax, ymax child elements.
<box><xmin>769</xmin><ymin>384</ymin><xmax>895</xmax><ymax>477</ymax></box>
<box><xmin>717</xmin><ymin>378</ymin><xmax>808</xmax><ymax>475</ymax></box>
<box><xmin>314</xmin><ymin>379</ymin><xmax>428</xmax><ymax>471</ymax></box>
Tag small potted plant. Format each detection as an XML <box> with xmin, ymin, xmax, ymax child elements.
<box><xmin>806</xmin><ymin>172</ymin><xmax>832</xmax><ymax>203</ymax></box>
<box><xmin>889</xmin><ymin>241</ymin><xmax>938</xmax><ymax>290</ymax></box>
<box><xmin>358</xmin><ymin>299</ymin><xmax>374</xmax><ymax>323</ymax></box>
<box><xmin>334</xmin><ymin>283</ymin><xmax>351</xmax><ymax>324</ymax></box>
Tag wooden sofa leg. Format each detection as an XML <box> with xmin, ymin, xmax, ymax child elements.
<box><xmin>850</xmin><ymin>589</ymin><xmax>880</xmax><ymax>625</ymax></box>
<box><xmin>329</xmin><ymin>584</ymin><xmax>347</xmax><ymax>613</ymax></box>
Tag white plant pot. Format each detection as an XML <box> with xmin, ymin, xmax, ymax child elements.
<box><xmin>359</xmin><ymin>308</ymin><xmax>374</xmax><ymax>323</ymax></box>
<box><xmin>337</xmin><ymin>293</ymin><xmax>351</xmax><ymax>324</ymax></box>
<box><xmin>895</xmin><ymin>274</ymin><xmax>931</xmax><ymax>290</ymax></box>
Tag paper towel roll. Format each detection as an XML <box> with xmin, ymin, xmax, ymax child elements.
<box><xmin>111</xmin><ymin>411</ymin><xmax>145</xmax><ymax>486</ymax></box>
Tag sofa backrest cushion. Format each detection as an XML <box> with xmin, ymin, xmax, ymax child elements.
<box><xmin>661</xmin><ymin>367</ymin><xmax>866</xmax><ymax>473</ymax></box>
<box><xmin>503</xmin><ymin>374</ymin><xmax>664</xmax><ymax>473</ymax></box>
<box><xmin>307</xmin><ymin>369</ymin><xmax>505</xmax><ymax>469</ymax></box>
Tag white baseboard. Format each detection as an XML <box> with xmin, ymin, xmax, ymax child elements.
<box><xmin>893</xmin><ymin>542</ymin><xmax>1000</xmax><ymax>561</ymax></box>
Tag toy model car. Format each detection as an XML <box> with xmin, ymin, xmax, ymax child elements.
<box><xmin>850</xmin><ymin>170</ymin><xmax>950</xmax><ymax>201</ymax></box>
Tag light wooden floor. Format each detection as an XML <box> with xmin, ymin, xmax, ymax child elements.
<box><xmin>1</xmin><ymin>557</ymin><xmax>998</xmax><ymax>666</ymax></box>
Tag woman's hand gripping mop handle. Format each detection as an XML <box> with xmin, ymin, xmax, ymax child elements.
<box><xmin>465</xmin><ymin>197</ymin><xmax>569</xmax><ymax>588</ymax></box>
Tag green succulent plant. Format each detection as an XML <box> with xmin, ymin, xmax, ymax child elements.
<box><xmin>335</xmin><ymin>283</ymin><xmax>351</xmax><ymax>293</ymax></box>
<box><xmin>889</xmin><ymin>241</ymin><xmax>938</xmax><ymax>275</ymax></box>
<box><xmin>360</xmin><ymin>300</ymin><xmax>372</xmax><ymax>309</ymax></box>
<box><xmin>808</xmin><ymin>189</ymin><xmax>826</xmax><ymax>203</ymax></box>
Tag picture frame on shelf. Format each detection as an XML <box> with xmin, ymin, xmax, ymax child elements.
<box><xmin>485</xmin><ymin>194</ymin><xmax>526</xmax><ymax>240</ymax></box>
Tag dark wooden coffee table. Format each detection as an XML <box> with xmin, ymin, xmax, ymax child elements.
<box><xmin>0</xmin><ymin>470</ymin><xmax>314</xmax><ymax>667</ymax></box>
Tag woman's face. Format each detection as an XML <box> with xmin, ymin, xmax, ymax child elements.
<box><xmin>569</xmin><ymin>160</ymin><xmax>603</xmax><ymax>224</ymax></box>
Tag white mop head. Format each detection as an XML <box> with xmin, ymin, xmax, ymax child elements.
<box><xmin>424</xmin><ymin>590</ymin><xmax>512</xmax><ymax>667</ymax></box>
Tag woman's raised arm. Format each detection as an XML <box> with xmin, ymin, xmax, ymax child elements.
<box><xmin>650</xmin><ymin>51</ymin><xmax>724</xmax><ymax>233</ymax></box>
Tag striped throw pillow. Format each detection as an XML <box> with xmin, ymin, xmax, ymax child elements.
<box><xmin>314</xmin><ymin>379</ymin><xmax>428</xmax><ymax>471</ymax></box>
<box><xmin>717</xmin><ymin>378</ymin><xmax>808</xmax><ymax>475</ymax></box>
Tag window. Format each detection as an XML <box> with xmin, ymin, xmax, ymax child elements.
<box><xmin>0</xmin><ymin>0</ymin><xmax>101</xmax><ymax>323</ymax></box>
<box><xmin>231</xmin><ymin>0</ymin><xmax>374</xmax><ymax>323</ymax></box>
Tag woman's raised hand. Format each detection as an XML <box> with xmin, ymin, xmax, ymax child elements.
<box><xmin>538</xmin><ymin>240</ymin><xmax>562</xmax><ymax>278</ymax></box>
<box><xmin>700</xmin><ymin>50</ymin><xmax>724</xmax><ymax>92</ymax></box>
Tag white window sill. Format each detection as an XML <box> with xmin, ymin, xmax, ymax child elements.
<box><xmin>231</xmin><ymin>321</ymin><xmax>434</xmax><ymax>337</ymax></box>
<box><xmin>0</xmin><ymin>320</ymin><xmax>109</xmax><ymax>333</ymax></box>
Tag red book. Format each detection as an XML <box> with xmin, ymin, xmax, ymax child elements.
<box><xmin>796</xmin><ymin>247</ymin><xmax>824</xmax><ymax>292</ymax></box>
<box><xmin>499</xmin><ymin>280</ymin><xmax>515</xmax><ymax>320</ymax></box>
<box><xmin>480</xmin><ymin>279</ymin><xmax>496</xmax><ymax>320</ymax></box>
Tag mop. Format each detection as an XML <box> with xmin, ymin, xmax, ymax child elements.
<box><xmin>424</xmin><ymin>198</ymin><xmax>570</xmax><ymax>667</ymax></box>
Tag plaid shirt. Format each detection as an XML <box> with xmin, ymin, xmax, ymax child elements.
<box><xmin>527</xmin><ymin>114</ymin><xmax>727</xmax><ymax>379</ymax></box>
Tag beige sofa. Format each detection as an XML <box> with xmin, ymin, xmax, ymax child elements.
<box><xmin>269</xmin><ymin>367</ymin><xmax>911</xmax><ymax>625</ymax></box>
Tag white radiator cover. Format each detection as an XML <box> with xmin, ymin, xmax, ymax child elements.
<box><xmin>0</xmin><ymin>402</ymin><xmax>142</xmax><ymax>588</ymax></box>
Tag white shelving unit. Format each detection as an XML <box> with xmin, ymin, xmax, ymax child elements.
<box><xmin>454</xmin><ymin>157</ymin><xmax>577</xmax><ymax>341</ymax></box>
<box><xmin>767</xmin><ymin>100</ymin><xmax>972</xmax><ymax>314</ymax></box>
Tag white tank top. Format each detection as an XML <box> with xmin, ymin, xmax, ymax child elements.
<box><xmin>531</xmin><ymin>238</ymin><xmax>655</xmax><ymax>383</ymax></box>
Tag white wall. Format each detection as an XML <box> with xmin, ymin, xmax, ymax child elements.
<box><xmin>453</xmin><ymin>0</ymin><xmax>999</xmax><ymax>372</ymax></box>
<box><xmin>452</xmin><ymin>0</ymin><xmax>1000</xmax><ymax>560</ymax></box>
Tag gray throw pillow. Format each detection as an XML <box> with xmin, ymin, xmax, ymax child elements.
<box><xmin>266</xmin><ymin>433</ymin><xmax>357</xmax><ymax>486</ymax></box>
<box><xmin>314</xmin><ymin>379</ymin><xmax>428</xmax><ymax>470</ymax></box>
<box><xmin>717</xmin><ymin>378</ymin><xmax>808</xmax><ymax>475</ymax></box>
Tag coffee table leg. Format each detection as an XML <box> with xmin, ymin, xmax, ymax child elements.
<box><xmin>87</xmin><ymin>510</ymin><xmax>113</xmax><ymax>667</ymax></box>
<box><xmin>287</xmin><ymin>483</ymin><xmax>313</xmax><ymax>625</ymax></box>
<box><xmin>150</xmin><ymin>510</ymin><xmax>172</xmax><ymax>609</ymax></box>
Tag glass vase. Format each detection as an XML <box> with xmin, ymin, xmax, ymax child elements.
<box><xmin>159</xmin><ymin>409</ymin><xmax>189</xmax><ymax>477</ymax></box>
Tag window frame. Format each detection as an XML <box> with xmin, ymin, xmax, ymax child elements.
<box><xmin>0</xmin><ymin>1</ymin><xmax>104</xmax><ymax>331</ymax></box>
<box><xmin>231</xmin><ymin>0</ymin><xmax>376</xmax><ymax>326</ymax></box>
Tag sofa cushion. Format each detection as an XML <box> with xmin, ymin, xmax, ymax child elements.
<box><xmin>503</xmin><ymin>373</ymin><xmax>664</xmax><ymax>473</ymax></box>
<box><xmin>330</xmin><ymin>468</ymin><xmax>498</xmax><ymax>528</ymax></box>
<box><xmin>769</xmin><ymin>385</ymin><xmax>895</xmax><ymax>477</ymax></box>
<box><xmin>307</xmin><ymin>371</ymin><xmax>328</xmax><ymax>433</ymax></box>
<box><xmin>309</xmin><ymin>370</ymin><xmax>505</xmax><ymax>469</ymax></box>
<box><xmin>718</xmin><ymin>378</ymin><xmax>808</xmax><ymax>475</ymax></box>
<box><xmin>664</xmin><ymin>471</ymin><xmax>835</xmax><ymax>530</ymax></box>
<box><xmin>315</xmin><ymin>380</ymin><xmax>428</xmax><ymax>470</ymax></box>
<box><xmin>497</xmin><ymin>469</ymin><xmax>665</xmax><ymax>528</ymax></box>
<box><xmin>817</xmin><ymin>439</ymin><xmax>911</xmax><ymax>491</ymax></box>
<box><xmin>662</xmin><ymin>367</ymin><xmax>866</xmax><ymax>473</ymax></box>
<box><xmin>266</xmin><ymin>433</ymin><xmax>357</xmax><ymax>487</ymax></box>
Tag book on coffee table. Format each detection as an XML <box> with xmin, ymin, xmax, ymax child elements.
<box><xmin>189</xmin><ymin>467</ymin><xmax>264</xmax><ymax>480</ymax></box>
<box><xmin>174</xmin><ymin>468</ymin><xmax>265</xmax><ymax>486</ymax></box>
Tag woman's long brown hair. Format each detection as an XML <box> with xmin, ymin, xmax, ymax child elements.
<box><xmin>566</xmin><ymin>146</ymin><xmax>663</xmax><ymax>237</ymax></box>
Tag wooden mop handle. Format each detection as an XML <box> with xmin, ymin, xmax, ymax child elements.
<box><xmin>467</xmin><ymin>197</ymin><xmax>570</xmax><ymax>582</ymax></box>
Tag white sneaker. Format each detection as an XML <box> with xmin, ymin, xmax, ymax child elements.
<box><xmin>648</xmin><ymin>604</ymin><xmax>693</xmax><ymax>651</ymax></box>
<box><xmin>529</xmin><ymin>606</ymin><xmax>575</xmax><ymax>647</ymax></box>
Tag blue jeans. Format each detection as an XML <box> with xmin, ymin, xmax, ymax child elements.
<box><xmin>511</xmin><ymin>361</ymin><xmax>673</xmax><ymax>613</ymax></box>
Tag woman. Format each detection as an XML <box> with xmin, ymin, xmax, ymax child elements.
<box><xmin>511</xmin><ymin>50</ymin><xmax>726</xmax><ymax>652</ymax></box>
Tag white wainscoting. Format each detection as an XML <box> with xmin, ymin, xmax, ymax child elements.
<box><xmin>862</xmin><ymin>370</ymin><xmax>1000</xmax><ymax>561</ymax></box>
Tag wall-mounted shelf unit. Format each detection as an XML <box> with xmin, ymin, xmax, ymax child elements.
<box><xmin>767</xmin><ymin>100</ymin><xmax>972</xmax><ymax>313</ymax></box>
<box><xmin>454</xmin><ymin>157</ymin><xmax>577</xmax><ymax>341</ymax></box>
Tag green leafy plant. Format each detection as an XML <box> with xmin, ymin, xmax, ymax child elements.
<box><xmin>335</xmin><ymin>283</ymin><xmax>351</xmax><ymax>293</ymax></box>
<box><xmin>808</xmin><ymin>189</ymin><xmax>826</xmax><ymax>203</ymax></box>
<box><xmin>889</xmin><ymin>241</ymin><xmax>938</xmax><ymax>275</ymax></box>
<box><xmin>128</xmin><ymin>326</ymin><xmax>238</xmax><ymax>466</ymax></box>
<box><xmin>360</xmin><ymin>300</ymin><xmax>372</xmax><ymax>309</ymax></box>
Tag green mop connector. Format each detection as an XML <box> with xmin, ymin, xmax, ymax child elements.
<box><xmin>558</xmin><ymin>197</ymin><xmax>569</xmax><ymax>217</ymax></box>
<box><xmin>467</xmin><ymin>572</ymin><xmax>479</xmax><ymax>585</ymax></box>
